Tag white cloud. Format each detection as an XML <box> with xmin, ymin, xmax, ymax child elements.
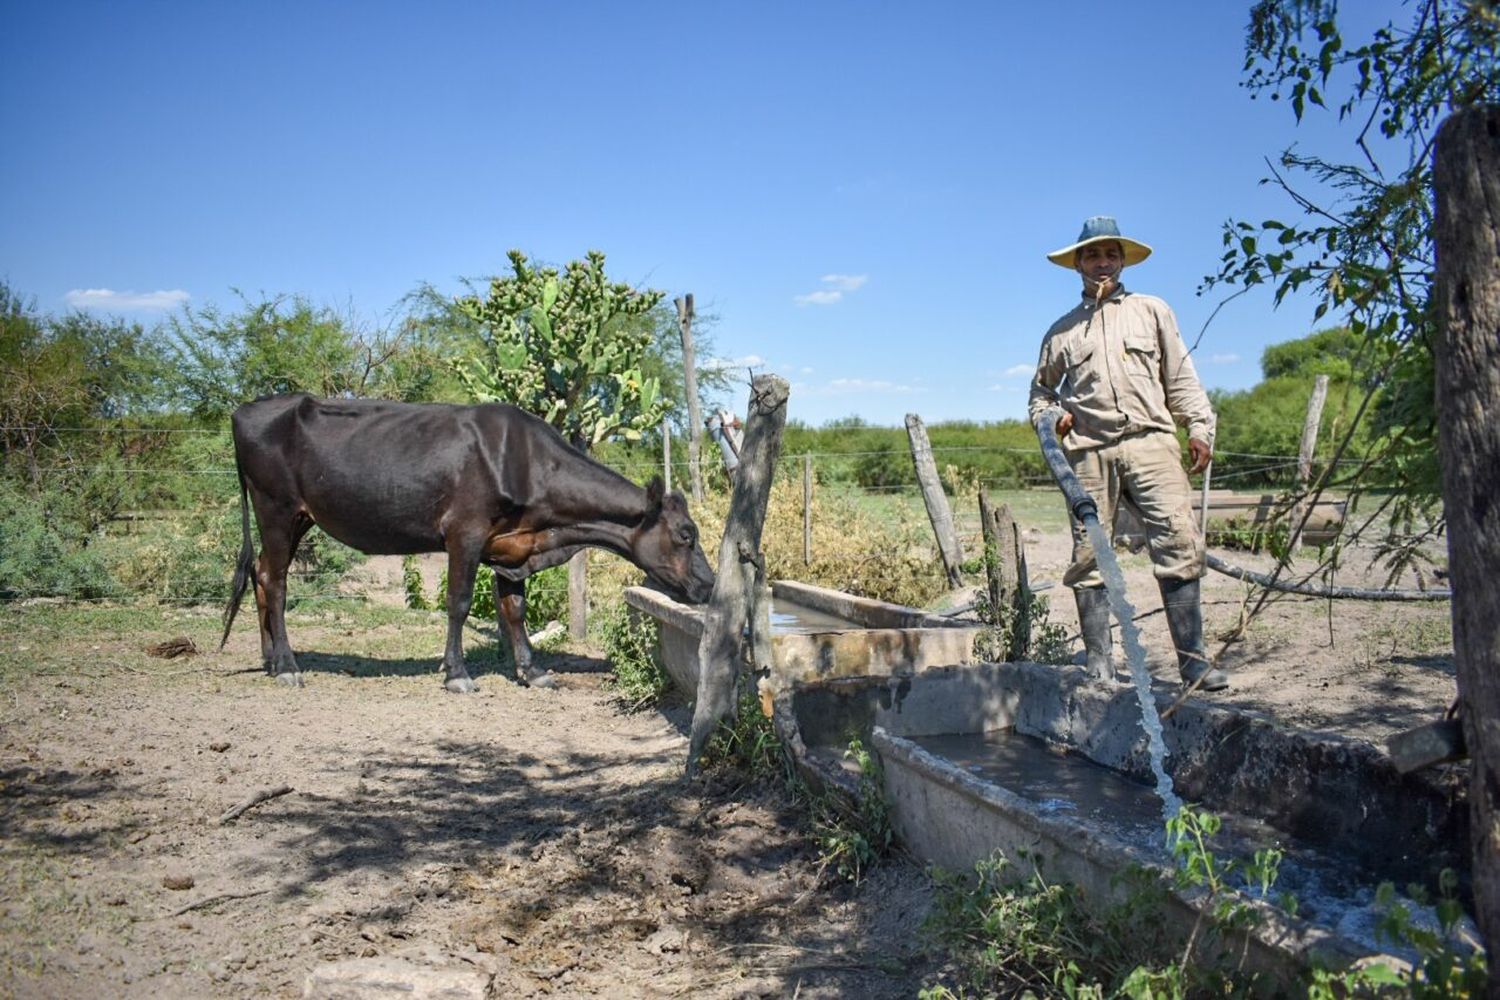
<box><xmin>800</xmin><ymin>377</ymin><xmax>920</xmax><ymax>397</ymax></box>
<box><xmin>820</xmin><ymin>273</ymin><xmax>867</xmax><ymax>292</ymax></box>
<box><xmin>986</xmin><ymin>384</ymin><xmax>1021</xmax><ymax>393</ymax></box>
<box><xmin>703</xmin><ymin>353</ymin><xmax>767</xmax><ymax>374</ymax></box>
<box><xmin>1003</xmin><ymin>364</ymin><xmax>1034</xmax><ymax>377</ymax></box>
<box><xmin>1208</xmin><ymin>353</ymin><xmax>1241</xmax><ymax>364</ymax></box>
<box><xmin>794</xmin><ymin>290</ymin><xmax>843</xmax><ymax>306</ymax></box>
<box><xmin>66</xmin><ymin>288</ymin><xmax>190</xmax><ymax>313</ymax></box>
<box><xmin>794</xmin><ymin>272</ymin><xmax>869</xmax><ymax>306</ymax></box>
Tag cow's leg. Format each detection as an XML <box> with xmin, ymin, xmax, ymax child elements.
<box><xmin>494</xmin><ymin>572</ymin><xmax>557</xmax><ymax>689</ymax></box>
<box><xmin>255</xmin><ymin>515</ymin><xmax>312</xmax><ymax>687</ymax></box>
<box><xmin>441</xmin><ymin>541</ymin><xmax>482</xmax><ymax>694</ymax></box>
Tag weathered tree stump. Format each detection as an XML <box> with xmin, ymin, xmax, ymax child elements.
<box><xmin>687</xmin><ymin>374</ymin><xmax>789</xmax><ymax>773</ymax></box>
<box><xmin>1432</xmin><ymin>104</ymin><xmax>1500</xmax><ymax>970</ymax></box>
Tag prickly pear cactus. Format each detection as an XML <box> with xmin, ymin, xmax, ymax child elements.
<box><xmin>455</xmin><ymin>249</ymin><xmax>668</xmax><ymax>450</ymax></box>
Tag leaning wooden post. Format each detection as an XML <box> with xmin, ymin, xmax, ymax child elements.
<box><xmin>675</xmin><ymin>294</ymin><xmax>704</xmax><ymax>503</ymax></box>
<box><xmin>904</xmin><ymin>413</ymin><xmax>964</xmax><ymax>588</ymax></box>
<box><xmin>1287</xmin><ymin>373</ymin><xmax>1330</xmax><ymax>551</ymax></box>
<box><xmin>687</xmin><ymin>374</ymin><xmax>789</xmax><ymax>774</ymax></box>
<box><xmin>1433</xmin><ymin>105</ymin><xmax>1500</xmax><ymax>970</ymax></box>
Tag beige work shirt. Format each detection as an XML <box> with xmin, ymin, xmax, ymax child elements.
<box><xmin>1027</xmin><ymin>286</ymin><xmax>1216</xmax><ymax>451</ymax></box>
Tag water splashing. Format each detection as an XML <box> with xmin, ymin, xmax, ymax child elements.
<box><xmin>1083</xmin><ymin>516</ymin><xmax>1182</xmax><ymax>820</ymax></box>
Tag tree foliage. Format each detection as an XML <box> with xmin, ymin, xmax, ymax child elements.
<box><xmin>454</xmin><ymin>250</ymin><xmax>670</xmax><ymax>450</ymax></box>
<box><xmin>1206</xmin><ymin>0</ymin><xmax>1499</xmax><ymax>509</ymax></box>
<box><xmin>163</xmin><ymin>293</ymin><xmax>439</xmax><ymax>421</ymax></box>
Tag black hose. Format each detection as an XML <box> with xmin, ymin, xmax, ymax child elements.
<box><xmin>1033</xmin><ymin>406</ymin><xmax>1098</xmax><ymax>523</ymax></box>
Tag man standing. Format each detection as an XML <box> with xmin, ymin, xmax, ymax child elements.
<box><xmin>1028</xmin><ymin>216</ymin><xmax>1229</xmax><ymax>692</ymax></box>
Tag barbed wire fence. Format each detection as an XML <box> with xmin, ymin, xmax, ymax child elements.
<box><xmin>0</xmin><ymin>422</ymin><xmax>1395</xmax><ymax>607</ymax></box>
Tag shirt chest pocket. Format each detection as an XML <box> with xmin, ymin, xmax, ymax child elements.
<box><xmin>1123</xmin><ymin>329</ymin><xmax>1160</xmax><ymax>380</ymax></box>
<box><xmin>1061</xmin><ymin>341</ymin><xmax>1099</xmax><ymax>391</ymax></box>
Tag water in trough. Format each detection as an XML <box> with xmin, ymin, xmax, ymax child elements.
<box><xmin>911</xmin><ymin>727</ymin><xmax>1459</xmax><ymax>956</ymax></box>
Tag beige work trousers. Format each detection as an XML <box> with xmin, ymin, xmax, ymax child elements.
<box><xmin>1063</xmin><ymin>430</ymin><xmax>1205</xmax><ymax>589</ymax></box>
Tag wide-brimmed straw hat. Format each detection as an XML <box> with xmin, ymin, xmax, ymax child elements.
<box><xmin>1046</xmin><ymin>216</ymin><xmax>1153</xmax><ymax>269</ymax></box>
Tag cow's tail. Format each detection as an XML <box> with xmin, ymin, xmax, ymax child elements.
<box><xmin>220</xmin><ymin>458</ymin><xmax>255</xmax><ymax>651</ymax></box>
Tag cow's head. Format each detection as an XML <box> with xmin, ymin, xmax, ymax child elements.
<box><xmin>633</xmin><ymin>477</ymin><xmax>715</xmax><ymax>604</ymax></box>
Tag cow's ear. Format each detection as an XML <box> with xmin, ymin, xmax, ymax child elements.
<box><xmin>644</xmin><ymin>476</ymin><xmax>665</xmax><ymax>510</ymax></box>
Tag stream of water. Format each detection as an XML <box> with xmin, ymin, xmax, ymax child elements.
<box><xmin>1083</xmin><ymin>517</ymin><xmax>1183</xmax><ymax>821</ymax></box>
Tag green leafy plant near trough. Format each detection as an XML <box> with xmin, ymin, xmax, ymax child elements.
<box><xmin>698</xmin><ymin>691</ymin><xmax>894</xmax><ymax>885</ymax></box>
<box><xmin>919</xmin><ymin>803</ymin><xmax>1486</xmax><ymax>998</ymax></box>
<box><xmin>596</xmin><ymin>601</ymin><xmax>667</xmax><ymax>706</ymax></box>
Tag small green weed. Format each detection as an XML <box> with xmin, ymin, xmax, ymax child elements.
<box><xmin>810</xmin><ymin>737</ymin><xmax>893</xmax><ymax>884</ymax></box>
<box><xmin>973</xmin><ymin>590</ymin><xmax>1071</xmax><ymax>665</ymax></box>
<box><xmin>699</xmin><ymin>695</ymin><xmax>893</xmax><ymax>883</ymax></box>
<box><xmin>700</xmin><ymin>688</ymin><xmax>785</xmax><ymax>782</ymax></box>
<box><xmin>402</xmin><ymin>555</ymin><xmax>430</xmax><ymax>610</ymax></box>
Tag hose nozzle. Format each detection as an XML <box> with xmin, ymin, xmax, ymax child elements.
<box><xmin>1034</xmin><ymin>406</ymin><xmax>1099</xmax><ymax>524</ymax></box>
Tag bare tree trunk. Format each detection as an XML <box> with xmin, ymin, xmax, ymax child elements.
<box><xmin>675</xmin><ymin>295</ymin><xmax>704</xmax><ymax>503</ymax></box>
<box><xmin>1432</xmin><ymin>105</ymin><xmax>1500</xmax><ymax>977</ymax></box>
<box><xmin>904</xmin><ymin>413</ymin><xmax>963</xmax><ymax>588</ymax></box>
<box><xmin>687</xmin><ymin>375</ymin><xmax>789</xmax><ymax>774</ymax></box>
<box><xmin>1288</xmin><ymin>374</ymin><xmax>1330</xmax><ymax>551</ymax></box>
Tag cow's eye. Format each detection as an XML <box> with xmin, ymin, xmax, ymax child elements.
<box><xmin>677</xmin><ymin>526</ymin><xmax>696</xmax><ymax>545</ymax></box>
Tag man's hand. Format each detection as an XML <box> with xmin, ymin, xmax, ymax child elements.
<box><xmin>1055</xmin><ymin>412</ymin><xmax>1074</xmax><ymax>438</ymax></box>
<box><xmin>1187</xmin><ymin>438</ymin><xmax>1212</xmax><ymax>475</ymax></box>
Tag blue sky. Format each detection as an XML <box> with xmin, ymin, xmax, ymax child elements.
<box><xmin>1</xmin><ymin>1</ymin><xmax>1407</xmax><ymax>428</ymax></box>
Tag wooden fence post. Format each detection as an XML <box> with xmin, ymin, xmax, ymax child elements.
<box><xmin>979</xmin><ymin>489</ymin><xmax>1030</xmax><ymax>661</ymax></box>
<box><xmin>675</xmin><ymin>294</ymin><xmax>704</xmax><ymax>503</ymax></box>
<box><xmin>687</xmin><ymin>374</ymin><xmax>789</xmax><ymax>773</ymax></box>
<box><xmin>803</xmin><ymin>454</ymin><xmax>812</xmax><ymax>566</ymax></box>
<box><xmin>1433</xmin><ymin>105</ymin><xmax>1500</xmax><ymax>969</ymax></box>
<box><xmin>1288</xmin><ymin>373</ymin><xmax>1330</xmax><ymax>551</ymax></box>
<box><xmin>567</xmin><ymin>550</ymin><xmax>588</xmax><ymax>641</ymax></box>
<box><xmin>904</xmin><ymin>413</ymin><xmax>964</xmax><ymax>588</ymax></box>
<box><xmin>662</xmin><ymin>418</ymin><xmax>672</xmax><ymax>495</ymax></box>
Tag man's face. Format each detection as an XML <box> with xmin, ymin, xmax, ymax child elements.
<box><xmin>1076</xmin><ymin>241</ymin><xmax>1124</xmax><ymax>285</ymax></box>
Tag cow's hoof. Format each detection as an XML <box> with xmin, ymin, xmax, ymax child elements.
<box><xmin>274</xmin><ymin>671</ymin><xmax>304</xmax><ymax>688</ymax></box>
<box><xmin>521</xmin><ymin>671</ymin><xmax>558</xmax><ymax>690</ymax></box>
<box><xmin>444</xmin><ymin>677</ymin><xmax>478</xmax><ymax>694</ymax></box>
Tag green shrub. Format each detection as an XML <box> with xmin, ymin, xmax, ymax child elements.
<box><xmin>443</xmin><ymin>563</ymin><xmax>569</xmax><ymax>631</ymax></box>
<box><xmin>98</xmin><ymin>500</ymin><xmax>242</xmax><ymax>603</ymax></box>
<box><xmin>0</xmin><ymin>483</ymin><xmax>119</xmax><ymax>600</ymax></box>
<box><xmin>596</xmin><ymin>600</ymin><xmax>666</xmax><ymax>705</ymax></box>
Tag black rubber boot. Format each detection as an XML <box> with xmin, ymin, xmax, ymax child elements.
<box><xmin>1073</xmin><ymin>586</ymin><xmax>1114</xmax><ymax>682</ymax></box>
<box><xmin>1159</xmin><ymin>578</ymin><xmax>1229</xmax><ymax>692</ymax></box>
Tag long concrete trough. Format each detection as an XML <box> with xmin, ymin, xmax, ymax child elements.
<box><xmin>621</xmin><ymin>582</ymin><xmax>1470</xmax><ymax>983</ymax></box>
<box><xmin>790</xmin><ymin>662</ymin><xmax>1471</xmax><ymax>983</ymax></box>
<box><xmin>621</xmin><ymin>580</ymin><xmax>982</xmax><ymax>695</ymax></box>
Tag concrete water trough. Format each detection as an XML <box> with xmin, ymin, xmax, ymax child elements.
<box><xmin>622</xmin><ymin>581</ymin><xmax>1471</xmax><ymax>983</ymax></box>
<box><xmin>787</xmin><ymin>661</ymin><xmax>1472</xmax><ymax>983</ymax></box>
<box><xmin>621</xmin><ymin>579</ymin><xmax>982</xmax><ymax>695</ymax></box>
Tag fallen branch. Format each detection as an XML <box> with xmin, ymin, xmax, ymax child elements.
<box><xmin>1206</xmin><ymin>553</ymin><xmax>1450</xmax><ymax>601</ymax></box>
<box><xmin>217</xmin><ymin>784</ymin><xmax>294</xmax><ymax>824</ymax></box>
<box><xmin>159</xmin><ymin>888</ymin><xmax>270</xmax><ymax>920</ymax></box>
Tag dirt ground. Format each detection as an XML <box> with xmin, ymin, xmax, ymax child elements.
<box><xmin>0</xmin><ymin>526</ymin><xmax>1458</xmax><ymax>999</ymax></box>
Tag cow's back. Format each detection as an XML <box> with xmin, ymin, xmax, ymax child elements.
<box><xmin>231</xmin><ymin>394</ymin><xmax>520</xmax><ymax>555</ymax></box>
